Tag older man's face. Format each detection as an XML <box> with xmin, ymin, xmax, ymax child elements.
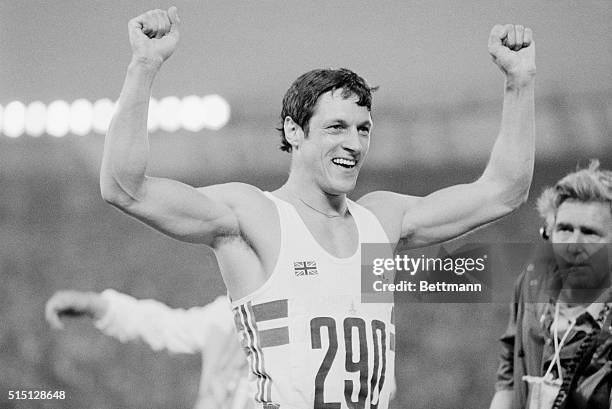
<box><xmin>551</xmin><ymin>200</ymin><xmax>612</xmax><ymax>290</ymax></box>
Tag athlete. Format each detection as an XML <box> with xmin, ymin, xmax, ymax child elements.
<box><xmin>100</xmin><ymin>6</ymin><xmax>536</xmax><ymax>408</ymax></box>
<box><xmin>45</xmin><ymin>289</ymin><xmax>251</xmax><ymax>409</ymax></box>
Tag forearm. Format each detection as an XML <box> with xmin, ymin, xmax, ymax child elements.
<box><xmin>95</xmin><ymin>289</ymin><xmax>202</xmax><ymax>353</ymax></box>
<box><xmin>480</xmin><ymin>77</ymin><xmax>535</xmax><ymax>208</ymax></box>
<box><xmin>100</xmin><ymin>59</ymin><xmax>159</xmax><ymax>205</ymax></box>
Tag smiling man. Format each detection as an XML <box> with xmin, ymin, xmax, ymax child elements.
<box><xmin>101</xmin><ymin>6</ymin><xmax>535</xmax><ymax>409</ymax></box>
<box><xmin>491</xmin><ymin>161</ymin><xmax>612</xmax><ymax>409</ymax></box>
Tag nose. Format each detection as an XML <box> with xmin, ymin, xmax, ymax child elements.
<box><xmin>342</xmin><ymin>126</ymin><xmax>363</xmax><ymax>154</ymax></box>
<box><xmin>564</xmin><ymin>232</ymin><xmax>587</xmax><ymax>257</ymax></box>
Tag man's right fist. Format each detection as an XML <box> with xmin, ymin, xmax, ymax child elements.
<box><xmin>128</xmin><ymin>6</ymin><xmax>181</xmax><ymax>69</ymax></box>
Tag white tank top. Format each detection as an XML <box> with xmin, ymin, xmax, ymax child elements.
<box><xmin>231</xmin><ymin>192</ymin><xmax>396</xmax><ymax>409</ymax></box>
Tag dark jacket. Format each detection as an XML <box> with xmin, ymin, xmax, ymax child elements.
<box><xmin>495</xmin><ymin>244</ymin><xmax>612</xmax><ymax>409</ymax></box>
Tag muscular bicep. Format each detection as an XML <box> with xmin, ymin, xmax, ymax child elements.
<box><xmin>108</xmin><ymin>177</ymin><xmax>241</xmax><ymax>245</ymax></box>
<box><xmin>361</xmin><ymin>180</ymin><xmax>516</xmax><ymax>249</ymax></box>
<box><xmin>401</xmin><ymin>180</ymin><xmax>516</xmax><ymax>247</ymax></box>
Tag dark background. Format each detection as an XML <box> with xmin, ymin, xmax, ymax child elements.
<box><xmin>1</xmin><ymin>0</ymin><xmax>611</xmax><ymax>408</ymax></box>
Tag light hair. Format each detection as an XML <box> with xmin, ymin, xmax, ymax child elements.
<box><xmin>537</xmin><ymin>160</ymin><xmax>612</xmax><ymax>232</ymax></box>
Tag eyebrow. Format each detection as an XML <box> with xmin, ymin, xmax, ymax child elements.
<box><xmin>580</xmin><ymin>226</ymin><xmax>600</xmax><ymax>235</ymax></box>
<box><xmin>324</xmin><ymin>119</ymin><xmax>372</xmax><ymax>127</ymax></box>
<box><xmin>556</xmin><ymin>222</ymin><xmax>602</xmax><ymax>235</ymax></box>
<box><xmin>324</xmin><ymin>119</ymin><xmax>348</xmax><ymax>126</ymax></box>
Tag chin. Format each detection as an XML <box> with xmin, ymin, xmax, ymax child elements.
<box><xmin>564</xmin><ymin>268</ymin><xmax>606</xmax><ymax>290</ymax></box>
<box><xmin>565</xmin><ymin>279</ymin><xmax>595</xmax><ymax>290</ymax></box>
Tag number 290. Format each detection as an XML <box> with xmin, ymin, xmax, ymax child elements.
<box><xmin>311</xmin><ymin>317</ymin><xmax>387</xmax><ymax>409</ymax></box>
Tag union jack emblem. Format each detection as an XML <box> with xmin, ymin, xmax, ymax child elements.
<box><xmin>294</xmin><ymin>261</ymin><xmax>318</xmax><ymax>276</ymax></box>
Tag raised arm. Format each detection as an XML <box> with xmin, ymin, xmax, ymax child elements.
<box><xmin>361</xmin><ymin>24</ymin><xmax>535</xmax><ymax>248</ymax></box>
<box><xmin>100</xmin><ymin>7</ymin><xmax>238</xmax><ymax>245</ymax></box>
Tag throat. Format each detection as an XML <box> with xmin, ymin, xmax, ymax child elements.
<box><xmin>277</xmin><ymin>184</ymin><xmax>348</xmax><ymax>218</ymax></box>
<box><xmin>298</xmin><ymin>197</ymin><xmax>348</xmax><ymax>218</ymax></box>
<box><xmin>273</xmin><ymin>186</ymin><xmax>358</xmax><ymax>258</ymax></box>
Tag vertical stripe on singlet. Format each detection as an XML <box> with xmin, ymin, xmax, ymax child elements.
<box><xmin>238</xmin><ymin>303</ymin><xmax>273</xmax><ymax>403</ymax></box>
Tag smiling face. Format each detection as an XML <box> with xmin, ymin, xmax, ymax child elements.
<box><xmin>290</xmin><ymin>89</ymin><xmax>372</xmax><ymax>195</ymax></box>
<box><xmin>551</xmin><ymin>200</ymin><xmax>612</xmax><ymax>290</ymax></box>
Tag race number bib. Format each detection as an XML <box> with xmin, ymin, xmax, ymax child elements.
<box><xmin>310</xmin><ymin>316</ymin><xmax>388</xmax><ymax>409</ymax></box>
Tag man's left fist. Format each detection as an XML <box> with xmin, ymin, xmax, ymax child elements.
<box><xmin>488</xmin><ymin>24</ymin><xmax>536</xmax><ymax>86</ymax></box>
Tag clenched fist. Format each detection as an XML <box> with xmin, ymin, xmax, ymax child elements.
<box><xmin>488</xmin><ymin>24</ymin><xmax>536</xmax><ymax>87</ymax></box>
<box><xmin>128</xmin><ymin>6</ymin><xmax>181</xmax><ymax>69</ymax></box>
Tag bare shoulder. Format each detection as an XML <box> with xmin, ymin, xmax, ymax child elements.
<box><xmin>358</xmin><ymin>190</ymin><xmax>423</xmax><ymax>215</ymax></box>
<box><xmin>197</xmin><ymin>182</ymin><xmax>268</xmax><ymax>210</ymax></box>
<box><xmin>197</xmin><ymin>182</ymin><xmax>279</xmax><ymax>243</ymax></box>
<box><xmin>357</xmin><ymin>190</ymin><xmax>423</xmax><ymax>244</ymax></box>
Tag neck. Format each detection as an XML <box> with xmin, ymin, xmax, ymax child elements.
<box><xmin>279</xmin><ymin>175</ymin><xmax>348</xmax><ymax>216</ymax></box>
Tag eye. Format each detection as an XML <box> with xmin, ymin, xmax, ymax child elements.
<box><xmin>556</xmin><ymin>225</ymin><xmax>572</xmax><ymax>233</ymax></box>
<box><xmin>326</xmin><ymin>124</ymin><xmax>344</xmax><ymax>132</ymax></box>
<box><xmin>358</xmin><ymin>126</ymin><xmax>371</xmax><ymax>136</ymax></box>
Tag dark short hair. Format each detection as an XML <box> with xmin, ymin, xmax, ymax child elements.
<box><xmin>277</xmin><ymin>68</ymin><xmax>378</xmax><ymax>152</ymax></box>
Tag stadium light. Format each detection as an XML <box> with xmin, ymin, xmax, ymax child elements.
<box><xmin>92</xmin><ymin>98</ymin><xmax>116</xmax><ymax>135</ymax></box>
<box><xmin>46</xmin><ymin>100</ymin><xmax>71</xmax><ymax>138</ymax></box>
<box><xmin>159</xmin><ymin>96</ymin><xmax>181</xmax><ymax>132</ymax></box>
<box><xmin>3</xmin><ymin>95</ymin><xmax>230</xmax><ymax>138</ymax></box>
<box><xmin>4</xmin><ymin>101</ymin><xmax>26</xmax><ymax>138</ymax></box>
<box><xmin>201</xmin><ymin>94</ymin><xmax>231</xmax><ymax>130</ymax></box>
<box><xmin>180</xmin><ymin>95</ymin><xmax>206</xmax><ymax>132</ymax></box>
<box><xmin>25</xmin><ymin>101</ymin><xmax>47</xmax><ymax>137</ymax></box>
<box><xmin>70</xmin><ymin>99</ymin><xmax>94</xmax><ymax>136</ymax></box>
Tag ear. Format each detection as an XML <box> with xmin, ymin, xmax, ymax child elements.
<box><xmin>539</xmin><ymin>226</ymin><xmax>550</xmax><ymax>241</ymax></box>
<box><xmin>284</xmin><ymin>116</ymin><xmax>304</xmax><ymax>150</ymax></box>
<box><xmin>542</xmin><ymin>214</ymin><xmax>555</xmax><ymax>241</ymax></box>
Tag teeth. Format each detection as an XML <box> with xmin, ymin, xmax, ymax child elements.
<box><xmin>333</xmin><ymin>158</ymin><xmax>356</xmax><ymax>167</ymax></box>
